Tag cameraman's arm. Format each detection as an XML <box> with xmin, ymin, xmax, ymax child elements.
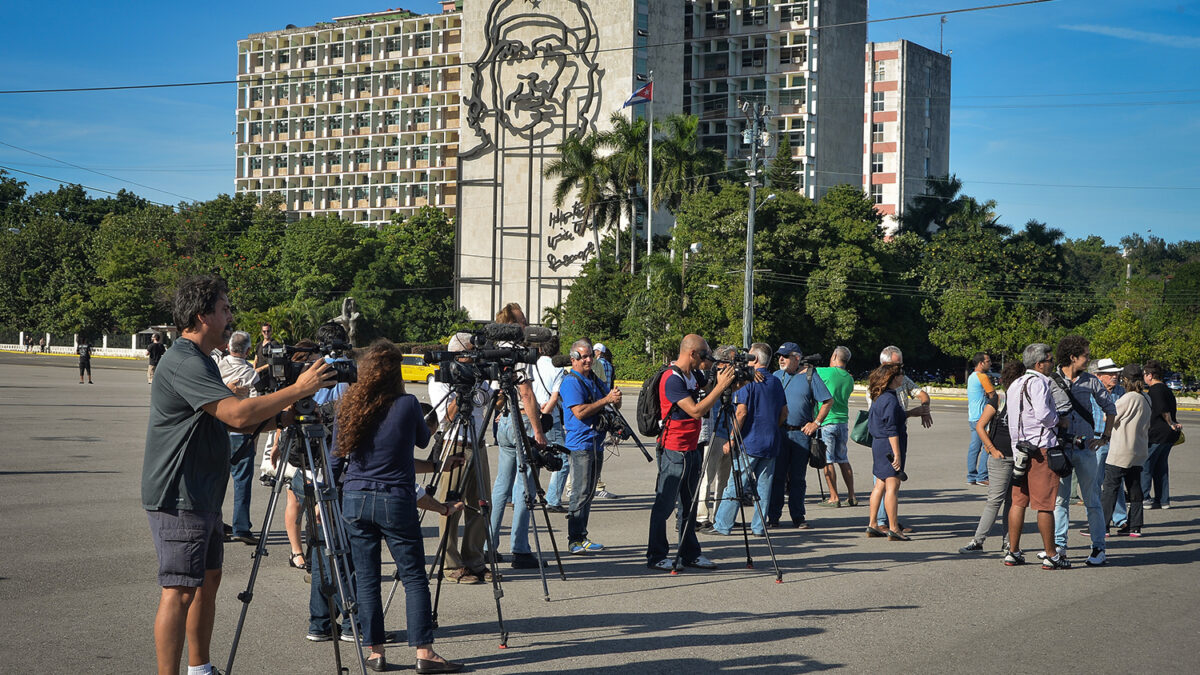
<box><xmin>518</xmin><ymin>380</ymin><xmax>547</xmax><ymax>446</ymax></box>
<box><xmin>676</xmin><ymin>364</ymin><xmax>735</xmax><ymax>419</ymax></box>
<box><xmin>204</xmin><ymin>360</ymin><xmax>336</xmax><ymax>431</ymax></box>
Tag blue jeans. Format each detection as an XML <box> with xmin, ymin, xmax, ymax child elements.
<box><xmin>1096</xmin><ymin>443</ymin><xmax>1127</xmax><ymax>525</ymax></box>
<box><xmin>1142</xmin><ymin>441</ymin><xmax>1172</xmax><ymax>507</ymax></box>
<box><xmin>489</xmin><ymin>414</ymin><xmax>533</xmax><ymax>555</ymax></box>
<box><xmin>567</xmin><ymin>445</ymin><xmax>602</xmax><ymax>543</ymax></box>
<box><xmin>342</xmin><ymin>490</ymin><xmax>432</xmax><ymax>648</ymax></box>
<box><xmin>646</xmin><ymin>448</ymin><xmax>702</xmax><ymax>564</ymax></box>
<box><xmin>714</xmin><ymin>454</ymin><xmax>776</xmax><ymax>535</ymax></box>
<box><xmin>543</xmin><ymin>407</ymin><xmax>570</xmax><ymax>506</ymax></box>
<box><xmin>1054</xmin><ymin>446</ymin><xmax>1106</xmax><ymax>551</ymax></box>
<box><xmin>308</xmin><ymin>530</ymin><xmax>355</xmax><ymax>636</ymax></box>
<box><xmin>768</xmin><ymin>431</ymin><xmax>809</xmax><ymax>525</ymax></box>
<box><xmin>966</xmin><ymin>421</ymin><xmax>989</xmax><ymax>483</ymax></box>
<box><xmin>228</xmin><ymin>433</ymin><xmax>255</xmax><ymax>537</ymax></box>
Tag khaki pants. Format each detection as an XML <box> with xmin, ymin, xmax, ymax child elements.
<box><xmin>436</xmin><ymin>439</ymin><xmax>491</xmax><ymax>571</ymax></box>
<box><xmin>696</xmin><ymin>436</ymin><xmax>732</xmax><ymax>523</ymax></box>
<box><xmin>147</xmin><ymin>364</ymin><xmax>156</xmax><ymax>383</ymax></box>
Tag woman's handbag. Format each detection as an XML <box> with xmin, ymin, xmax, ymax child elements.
<box><xmin>851</xmin><ymin>409</ymin><xmax>873</xmax><ymax>447</ymax></box>
<box><xmin>1172</xmin><ymin>429</ymin><xmax>1186</xmax><ymax>446</ymax></box>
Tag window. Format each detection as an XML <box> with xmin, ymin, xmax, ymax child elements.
<box><xmin>413</xmin><ymin>109</ymin><xmax>430</xmax><ymax>124</ymax></box>
<box><xmin>301</xmin><ymin>83</ymin><xmax>314</xmax><ymax>97</ymax></box>
<box><xmin>780</xmin><ymin>2</ymin><xmax>808</xmax><ymax>23</ymax></box>
<box><xmin>354</xmin><ymin>187</ymin><xmax>367</xmax><ymax>199</ymax></box>
<box><xmin>300</xmin><ymin>189</ymin><xmax>313</xmax><ymax>202</ymax></box>
<box><xmin>871</xmin><ymin>153</ymin><xmax>884</xmax><ymax>173</ymax></box>
<box><xmin>872</xmin><ymin>91</ymin><xmax>885</xmax><ymax>112</ymax></box>
<box><xmin>384</xmin><ymin>150</ymin><xmax>399</xmax><ymax>162</ymax></box>
<box><xmin>327</xmin><ymin>153</ymin><xmax>341</xmax><ymax>165</ymax></box>
<box><xmin>386</xmin><ymin>37</ymin><xmax>401</xmax><ymax>52</ymax></box>
<box><xmin>275</xmin><ymin>156</ymin><xmax>288</xmax><ymax>168</ymax></box>
<box><xmin>301</xmin><ymin>154</ymin><xmax>314</xmax><ymax>167</ymax></box>
<box><xmin>330</xmin><ymin>44</ymin><xmax>344</xmax><ymax>58</ymax></box>
<box><xmin>415</xmin><ymin>34</ymin><xmax>432</xmax><ymax>50</ymax></box>
<box><xmin>249</xmin><ymin>157</ymin><xmax>262</xmax><ymax>169</ymax></box>
<box><xmin>874</xmin><ymin>61</ymin><xmax>888</xmax><ymax>82</ymax></box>
<box><xmin>357</xmin><ymin>41</ymin><xmax>371</xmax><ymax>56</ymax></box>
<box><xmin>249</xmin><ymin>122</ymin><xmax>262</xmax><ymax>136</ymax></box>
<box><xmin>301</xmin><ymin>119</ymin><xmax>315</xmax><ymax>132</ymax></box>
<box><xmin>414</xmin><ymin>147</ymin><xmax>430</xmax><ymax>161</ymax></box>
<box><xmin>414</xmin><ymin>71</ymin><xmax>431</xmax><ymax>88</ymax></box>
<box><xmin>385</xmin><ymin>112</ymin><xmax>399</xmax><ymax>125</ymax></box>
<box><xmin>275</xmin><ymin>85</ymin><xmax>288</xmax><ymax>100</ymax></box>
<box><xmin>276</xmin><ymin>120</ymin><xmax>290</xmax><ymax>133</ymax></box>
<box><xmin>355</xmin><ymin>150</ymin><xmax>369</xmax><ymax>164</ymax></box>
<box><xmin>872</xmin><ymin>123</ymin><xmax>884</xmax><ymax>143</ymax></box>
<box><xmin>924</xmin><ymin>66</ymin><xmax>932</xmax><ymax>91</ymax></box>
<box><xmin>303</xmin><ymin>47</ymin><xmax>316</xmax><ymax>61</ymax></box>
<box><xmin>329</xmin><ymin>116</ymin><xmax>343</xmax><ymax>129</ymax></box>
<box><xmin>870</xmin><ymin>183</ymin><xmax>883</xmax><ymax>204</ymax></box>
<box><xmin>329</xmin><ymin>80</ymin><xmax>344</xmax><ymax>94</ymax></box>
<box><xmin>383</xmin><ymin>186</ymin><xmax>396</xmax><ymax>198</ymax></box>
<box><xmin>249</xmin><ymin>88</ymin><xmax>263</xmax><ymax>102</ymax></box>
<box><xmin>278</xmin><ymin>51</ymin><xmax>290</xmax><ymax>65</ymax></box>
<box><xmin>357</xmin><ymin>77</ymin><xmax>370</xmax><ymax>93</ymax></box>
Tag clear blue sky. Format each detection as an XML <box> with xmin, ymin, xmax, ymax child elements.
<box><xmin>1</xmin><ymin>0</ymin><xmax>1196</xmax><ymax>245</ymax></box>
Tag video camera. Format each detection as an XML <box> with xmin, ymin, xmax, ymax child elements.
<box><xmin>528</xmin><ymin>443</ymin><xmax>570</xmax><ymax>472</ymax></box>
<box><xmin>424</xmin><ymin>322</ymin><xmax>549</xmax><ymax>388</ymax></box>
<box><xmin>257</xmin><ymin>340</ymin><xmax>357</xmax><ymax>393</ymax></box>
<box><xmin>800</xmin><ymin>353</ymin><xmax>824</xmax><ymax>368</ymax></box>
<box><xmin>711</xmin><ymin>349</ymin><xmax>757</xmax><ymax>384</ymax></box>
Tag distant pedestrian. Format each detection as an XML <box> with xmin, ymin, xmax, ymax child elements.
<box><xmin>1102</xmin><ymin>365</ymin><xmax>1149</xmax><ymax>537</ymax></box>
<box><xmin>77</xmin><ymin>340</ymin><xmax>93</xmax><ymax>384</ymax></box>
<box><xmin>1142</xmin><ymin>359</ymin><xmax>1182</xmax><ymax>510</ymax></box>
<box><xmin>37</xmin><ymin>337</ymin><xmax>45</xmax><ymax>353</ymax></box>
<box><xmin>817</xmin><ymin>346</ymin><xmax>857</xmax><ymax>507</ymax></box>
<box><xmin>147</xmin><ymin>333</ymin><xmax>166</xmax><ymax>384</ymax></box>
<box><xmin>966</xmin><ymin>352</ymin><xmax>995</xmax><ymax>486</ymax></box>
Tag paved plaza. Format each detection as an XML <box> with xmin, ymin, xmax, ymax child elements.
<box><xmin>1</xmin><ymin>352</ymin><xmax>1197</xmax><ymax>674</ymax></box>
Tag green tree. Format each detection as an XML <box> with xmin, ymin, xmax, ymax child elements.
<box><xmin>766</xmin><ymin>135</ymin><xmax>800</xmax><ymax>191</ymax></box>
<box><xmin>652</xmin><ymin>113</ymin><xmax>724</xmax><ymax>213</ymax></box>
<box><xmin>544</xmin><ymin>133</ymin><xmax>620</xmax><ymax>253</ymax></box>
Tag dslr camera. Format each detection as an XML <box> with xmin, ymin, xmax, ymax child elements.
<box><xmin>1012</xmin><ymin>440</ymin><xmax>1039</xmax><ymax>478</ymax></box>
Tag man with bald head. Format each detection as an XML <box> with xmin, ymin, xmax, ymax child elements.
<box><xmin>646</xmin><ymin>334</ymin><xmax>735</xmax><ymax>572</ymax></box>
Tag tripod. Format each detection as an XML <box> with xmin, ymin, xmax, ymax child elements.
<box><xmin>680</xmin><ymin>394</ymin><xmax>783</xmax><ymax>581</ymax></box>
<box><xmin>224</xmin><ymin>402</ymin><xmax>368</xmax><ymax>675</ymax></box>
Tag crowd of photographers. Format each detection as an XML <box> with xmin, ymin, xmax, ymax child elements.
<box><xmin>142</xmin><ymin>274</ymin><xmax>1185</xmax><ymax>674</ymax></box>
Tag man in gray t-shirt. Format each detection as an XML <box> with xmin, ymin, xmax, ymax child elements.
<box><xmin>144</xmin><ymin>275</ymin><xmax>334</xmax><ymax>675</ymax></box>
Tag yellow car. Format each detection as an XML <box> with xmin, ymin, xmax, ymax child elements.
<box><xmin>401</xmin><ymin>354</ymin><xmax>438</xmax><ymax>384</ymax></box>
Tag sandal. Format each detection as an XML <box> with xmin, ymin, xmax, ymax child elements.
<box><xmin>865</xmin><ymin>526</ymin><xmax>887</xmax><ymax>538</ymax></box>
<box><xmin>444</xmin><ymin>567</ymin><xmax>480</xmax><ymax>584</ymax></box>
<box><xmin>289</xmin><ymin>552</ymin><xmax>306</xmax><ymax>569</ymax></box>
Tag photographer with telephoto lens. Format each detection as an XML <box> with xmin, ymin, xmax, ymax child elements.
<box><xmin>143</xmin><ymin>275</ymin><xmax>335</xmax><ymax>675</ymax></box>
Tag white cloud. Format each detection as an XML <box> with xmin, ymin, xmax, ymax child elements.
<box><xmin>1061</xmin><ymin>24</ymin><xmax>1200</xmax><ymax>49</ymax></box>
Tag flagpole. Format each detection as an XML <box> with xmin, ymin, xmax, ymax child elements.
<box><xmin>646</xmin><ymin>70</ymin><xmax>654</xmax><ymax>289</ymax></box>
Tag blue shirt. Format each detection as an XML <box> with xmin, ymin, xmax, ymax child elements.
<box><xmin>332</xmin><ymin>394</ymin><xmax>430</xmax><ymax>496</ymax></box>
<box><xmin>967</xmin><ymin>371</ymin><xmax>994</xmax><ymax>423</ymax></box>
<box><xmin>773</xmin><ymin>367</ymin><xmax>831</xmax><ymax>427</ymax></box>
<box><xmin>312</xmin><ymin>355</ymin><xmax>351</xmax><ymax>405</ymax></box>
<box><xmin>1094</xmin><ymin>384</ymin><xmax>1125</xmax><ymax>435</ymax></box>
<box><xmin>559</xmin><ymin>369</ymin><xmax>609</xmax><ymax>452</ymax></box>
<box><xmin>733</xmin><ymin>367</ymin><xmax>787</xmax><ymax>458</ymax></box>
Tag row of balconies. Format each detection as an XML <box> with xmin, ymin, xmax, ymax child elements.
<box><xmin>684</xmin><ymin>5</ymin><xmax>810</xmax><ymax>39</ymax></box>
<box><xmin>241</xmin><ymin>33</ymin><xmax>462</xmax><ymax>74</ymax></box>
<box><xmin>246</xmin><ymin>78</ymin><xmax>461</xmax><ymax>106</ymax></box>
<box><xmin>242</xmin><ymin>119</ymin><xmax>459</xmax><ymax>143</ymax></box>
<box><xmin>243</xmin><ymin>153</ymin><xmax>457</xmax><ymax>177</ymax></box>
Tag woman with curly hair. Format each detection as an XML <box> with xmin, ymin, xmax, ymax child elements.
<box><xmin>865</xmin><ymin>363</ymin><xmax>909</xmax><ymax>540</ymax></box>
<box><xmin>333</xmin><ymin>340</ymin><xmax>464</xmax><ymax>673</ymax></box>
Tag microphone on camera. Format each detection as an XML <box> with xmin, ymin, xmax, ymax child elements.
<box><xmin>551</xmin><ymin>354</ymin><xmax>572</xmax><ymax>368</ymax></box>
<box><xmin>522</xmin><ymin>325</ymin><xmax>554</xmax><ymax>343</ymax></box>
<box><xmin>480</xmin><ymin>322</ymin><xmax>524</xmax><ymax>343</ymax></box>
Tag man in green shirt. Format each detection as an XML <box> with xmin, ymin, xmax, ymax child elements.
<box><xmin>816</xmin><ymin>346</ymin><xmax>857</xmax><ymax>507</ymax></box>
<box><xmin>143</xmin><ymin>275</ymin><xmax>335</xmax><ymax>675</ymax></box>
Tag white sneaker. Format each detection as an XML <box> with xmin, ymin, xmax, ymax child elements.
<box><xmin>1036</xmin><ymin>546</ymin><xmax>1067</xmax><ymax>561</ymax></box>
<box><xmin>684</xmin><ymin>555</ymin><xmax>719</xmax><ymax>570</ymax></box>
<box><xmin>1161</xmin><ymin>504</ymin><xmax>1172</xmax><ymax>509</ymax></box>
<box><xmin>1085</xmin><ymin>548</ymin><xmax>1107</xmax><ymax>567</ymax></box>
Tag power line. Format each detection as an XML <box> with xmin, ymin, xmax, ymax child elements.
<box><xmin>0</xmin><ymin>1</ymin><xmax>1056</xmax><ymax>96</ymax></box>
<box><xmin>0</xmin><ymin>140</ymin><xmax>201</xmax><ymax>202</ymax></box>
<box><xmin>0</xmin><ymin>165</ymin><xmax>178</xmax><ymax>208</ymax></box>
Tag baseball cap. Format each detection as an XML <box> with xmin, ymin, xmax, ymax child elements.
<box><xmin>593</xmin><ymin>342</ymin><xmax>607</xmax><ymax>354</ymax></box>
<box><xmin>448</xmin><ymin>332</ymin><xmax>473</xmax><ymax>352</ymax></box>
<box><xmin>1094</xmin><ymin>358</ymin><xmax>1122</xmax><ymax>374</ymax></box>
<box><xmin>776</xmin><ymin>342</ymin><xmax>802</xmax><ymax>357</ymax></box>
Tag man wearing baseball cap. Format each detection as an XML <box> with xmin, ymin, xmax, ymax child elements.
<box><xmin>770</xmin><ymin>342</ymin><xmax>832</xmax><ymax>528</ymax></box>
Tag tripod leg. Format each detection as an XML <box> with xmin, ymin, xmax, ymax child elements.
<box><xmin>746</xmin><ymin>463</ymin><xmax>785</xmax><ymax>583</ymax></box>
<box><xmin>469</xmin><ymin>418</ymin><xmax>508</xmax><ymax>648</ymax></box>
<box><xmin>730</xmin><ymin>453</ymin><xmax>755</xmax><ymax>569</ymax></box>
<box><xmin>671</xmin><ymin>449</ymin><xmax>705</xmax><ymax>574</ymax></box>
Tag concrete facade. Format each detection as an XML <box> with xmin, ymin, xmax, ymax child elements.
<box><xmin>863</xmin><ymin>39</ymin><xmax>951</xmax><ymax>235</ymax></box>
<box><xmin>456</xmin><ymin>0</ymin><xmax>682</xmax><ymax>322</ymax></box>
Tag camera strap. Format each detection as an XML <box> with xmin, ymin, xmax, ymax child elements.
<box><xmin>1049</xmin><ymin>371</ymin><xmax>1095</xmax><ymax>428</ymax></box>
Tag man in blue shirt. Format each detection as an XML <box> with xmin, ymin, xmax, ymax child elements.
<box><xmin>770</xmin><ymin>342</ymin><xmax>832</xmax><ymax>528</ymax></box>
<box><xmin>708</xmin><ymin>343</ymin><xmax>788</xmax><ymax>536</ymax></box>
<box><xmin>558</xmin><ymin>338</ymin><xmax>622</xmax><ymax>554</ymax></box>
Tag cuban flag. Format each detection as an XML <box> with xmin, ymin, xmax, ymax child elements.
<box><xmin>622</xmin><ymin>82</ymin><xmax>653</xmax><ymax>108</ymax></box>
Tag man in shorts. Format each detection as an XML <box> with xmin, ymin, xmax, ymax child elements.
<box><xmin>143</xmin><ymin>275</ymin><xmax>334</xmax><ymax>675</ymax></box>
<box><xmin>1005</xmin><ymin>343</ymin><xmax>1070</xmax><ymax>570</ymax></box>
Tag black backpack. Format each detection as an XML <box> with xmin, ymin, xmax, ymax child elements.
<box><xmin>636</xmin><ymin>365</ymin><xmax>684</xmax><ymax>437</ymax></box>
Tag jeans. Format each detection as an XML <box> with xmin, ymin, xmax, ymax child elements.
<box><xmin>308</xmin><ymin>531</ymin><xmax>354</xmax><ymax>636</ymax></box>
<box><xmin>646</xmin><ymin>448</ymin><xmax>702</xmax><ymax>564</ymax></box>
<box><xmin>768</xmin><ymin>431</ymin><xmax>809</xmax><ymax>525</ymax></box>
<box><xmin>1142</xmin><ymin>442</ymin><xmax>1172</xmax><ymax>507</ymax></box>
<box><xmin>567</xmin><ymin>445</ymin><xmax>602</xmax><ymax>543</ymax></box>
<box><xmin>970</xmin><ymin>455</ymin><xmax>1013</xmax><ymax>545</ymax></box>
<box><xmin>342</xmin><ymin>490</ymin><xmax>433</xmax><ymax>648</ymax></box>
<box><xmin>489</xmin><ymin>414</ymin><xmax>533</xmax><ymax>555</ymax></box>
<box><xmin>1054</xmin><ymin>446</ymin><xmax>1106</xmax><ymax>551</ymax></box>
<box><xmin>1101</xmin><ymin>464</ymin><xmax>1144</xmax><ymax>532</ymax></box>
<box><xmin>714</xmin><ymin>454</ymin><xmax>776</xmax><ymax>535</ymax></box>
<box><xmin>967</xmin><ymin>421</ymin><xmax>989</xmax><ymax>483</ymax></box>
<box><xmin>228</xmin><ymin>433</ymin><xmax>255</xmax><ymax>537</ymax></box>
<box><xmin>543</xmin><ymin>407</ymin><xmax>570</xmax><ymax>507</ymax></box>
<box><xmin>1096</xmin><ymin>443</ymin><xmax>1127</xmax><ymax>525</ymax></box>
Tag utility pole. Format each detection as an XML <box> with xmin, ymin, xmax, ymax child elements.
<box><xmin>739</xmin><ymin>99</ymin><xmax>771</xmax><ymax>349</ymax></box>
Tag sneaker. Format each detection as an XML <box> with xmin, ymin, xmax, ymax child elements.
<box><xmin>1085</xmin><ymin>547</ymin><xmax>1107</xmax><ymax>567</ymax></box>
<box><xmin>977</xmin><ymin>480</ymin><xmax>990</xmax><ymax>486</ymax></box>
<box><xmin>546</xmin><ymin>504</ymin><xmax>568</xmax><ymax>513</ymax></box>
<box><xmin>793</xmin><ymin>519</ymin><xmax>811</xmax><ymax>530</ymax></box>
<box><xmin>305</xmin><ymin>632</ymin><xmax>333</xmax><ymax>642</ymax></box>
<box><xmin>1036</xmin><ymin>546</ymin><xmax>1067</xmax><ymax>561</ymax></box>
<box><xmin>766</xmin><ymin>520</ymin><xmax>781</xmax><ymax>529</ymax></box>
<box><xmin>1161</xmin><ymin>504</ymin><xmax>1172</xmax><ymax>510</ymax></box>
<box><xmin>1003</xmin><ymin>550</ymin><xmax>1026</xmax><ymax>566</ymax></box>
<box><xmin>684</xmin><ymin>555</ymin><xmax>719</xmax><ymax>570</ymax></box>
<box><xmin>339</xmin><ymin>631</ymin><xmax>356</xmax><ymax>643</ymax></box>
<box><xmin>1129</xmin><ymin>530</ymin><xmax>1142</xmax><ymax>538</ymax></box>
<box><xmin>594</xmin><ymin>488</ymin><xmax>617</xmax><ymax>499</ymax></box>
<box><xmin>1115</xmin><ymin>522</ymin><xmax>1131</xmax><ymax>535</ymax></box>
<box><xmin>1042</xmin><ymin>554</ymin><xmax>1072</xmax><ymax>570</ymax></box>
<box><xmin>648</xmin><ymin>557</ymin><xmax>675</xmax><ymax>571</ymax></box>
<box><xmin>510</xmin><ymin>553</ymin><xmax>543</xmax><ymax>569</ymax></box>
<box><xmin>569</xmin><ymin>540</ymin><xmax>603</xmax><ymax>554</ymax></box>
<box><xmin>578</xmin><ymin>539</ymin><xmax>603</xmax><ymax>552</ymax></box>
<box><xmin>958</xmin><ymin>540</ymin><xmax>984</xmax><ymax>554</ymax></box>
<box><xmin>817</xmin><ymin>498</ymin><xmax>842</xmax><ymax>508</ymax></box>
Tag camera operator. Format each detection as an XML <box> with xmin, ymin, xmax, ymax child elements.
<box><xmin>1048</xmin><ymin>335</ymin><xmax>1116</xmax><ymax>567</ymax></box>
<box><xmin>1005</xmin><ymin>343</ymin><xmax>1069</xmax><ymax>570</ymax></box>
<box><xmin>696</xmin><ymin>345</ymin><xmax>740</xmax><ymax>532</ymax></box>
<box><xmin>142</xmin><ymin>275</ymin><xmax>335</xmax><ymax>675</ymax></box>
<box><xmin>559</xmin><ymin>338</ymin><xmax>621</xmax><ymax>554</ymax></box>
<box><xmin>647</xmin><ymin>334</ymin><xmax>735</xmax><ymax>571</ymax></box>
<box><xmin>709</xmin><ymin>343</ymin><xmax>788</xmax><ymax>537</ymax></box>
<box><xmin>769</xmin><ymin>343</ymin><xmax>831</xmax><ymax>529</ymax></box>
<box><xmin>332</xmin><ymin>340</ymin><xmax>464</xmax><ymax>674</ymax></box>
<box><xmin>430</xmin><ymin>332</ymin><xmax>494</xmax><ymax>584</ymax></box>
<box><xmin>488</xmin><ymin>302</ymin><xmax>548</xmax><ymax>572</ymax></box>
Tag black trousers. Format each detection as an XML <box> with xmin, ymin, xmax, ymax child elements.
<box><xmin>1100</xmin><ymin>463</ymin><xmax>1144</xmax><ymax>532</ymax></box>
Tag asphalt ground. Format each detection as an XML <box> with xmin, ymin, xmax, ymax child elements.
<box><xmin>2</xmin><ymin>351</ymin><xmax>1198</xmax><ymax>674</ymax></box>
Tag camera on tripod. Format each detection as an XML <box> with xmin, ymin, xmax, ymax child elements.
<box><xmin>257</xmin><ymin>340</ymin><xmax>358</xmax><ymax>393</ymax></box>
<box><xmin>424</xmin><ymin>323</ymin><xmax>543</xmax><ymax>387</ymax></box>
<box><xmin>711</xmin><ymin>349</ymin><xmax>756</xmax><ymax>383</ymax></box>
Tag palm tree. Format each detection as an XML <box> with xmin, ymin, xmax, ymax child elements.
<box><xmin>599</xmin><ymin>112</ymin><xmax>650</xmax><ymax>268</ymax></box>
<box><xmin>652</xmin><ymin>113</ymin><xmax>725</xmax><ymax>212</ymax></box>
<box><xmin>543</xmin><ymin>133</ymin><xmax>620</xmax><ymax>254</ymax></box>
<box><xmin>902</xmin><ymin>174</ymin><xmax>1009</xmax><ymax>238</ymax></box>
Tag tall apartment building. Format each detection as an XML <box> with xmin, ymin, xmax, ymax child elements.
<box><xmin>234</xmin><ymin>2</ymin><xmax>462</xmax><ymax>226</ymax></box>
<box><xmin>683</xmin><ymin>0</ymin><xmax>867</xmax><ymax>200</ymax></box>
<box><xmin>863</xmin><ymin>40</ymin><xmax>951</xmax><ymax>235</ymax></box>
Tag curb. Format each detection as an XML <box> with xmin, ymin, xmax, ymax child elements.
<box><xmin>0</xmin><ymin>348</ymin><xmax>143</xmax><ymax>361</ymax></box>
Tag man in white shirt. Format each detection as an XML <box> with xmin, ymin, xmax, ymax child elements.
<box><xmin>531</xmin><ymin>337</ymin><xmax>569</xmax><ymax>511</ymax></box>
<box><xmin>217</xmin><ymin>331</ymin><xmax>261</xmax><ymax>545</ymax></box>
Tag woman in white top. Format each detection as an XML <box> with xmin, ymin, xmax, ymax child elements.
<box><xmin>1101</xmin><ymin>364</ymin><xmax>1150</xmax><ymax>537</ymax></box>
